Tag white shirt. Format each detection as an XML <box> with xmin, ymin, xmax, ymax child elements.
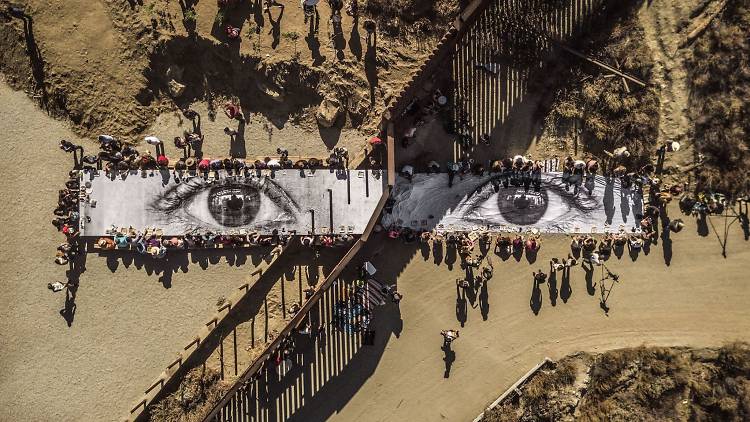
<box><xmin>144</xmin><ymin>136</ymin><xmax>162</xmax><ymax>145</ymax></box>
<box><xmin>589</xmin><ymin>253</ymin><xmax>601</xmax><ymax>265</ymax></box>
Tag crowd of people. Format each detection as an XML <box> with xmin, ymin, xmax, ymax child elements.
<box><xmin>59</xmin><ymin>137</ymin><xmax>350</xmax><ymax>175</ymax></box>
<box><xmin>92</xmin><ymin>227</ymin><xmax>358</xmax><ymax>257</ymax></box>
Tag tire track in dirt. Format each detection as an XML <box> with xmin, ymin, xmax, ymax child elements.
<box><xmin>638</xmin><ymin>0</ymin><xmax>694</xmax><ymax>151</ymax></box>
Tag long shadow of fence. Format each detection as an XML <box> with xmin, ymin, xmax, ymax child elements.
<box><xmin>212</xmin><ymin>278</ymin><xmax>402</xmax><ymax>422</ymax></box>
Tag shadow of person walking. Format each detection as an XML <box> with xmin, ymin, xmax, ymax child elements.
<box><xmin>364</xmin><ymin>20</ymin><xmax>378</xmax><ymax>106</ymax></box>
<box><xmin>5</xmin><ymin>6</ymin><xmax>48</xmax><ymax>107</ymax></box>
<box><xmin>582</xmin><ymin>260</ymin><xmax>596</xmax><ymax>296</ymax></box>
<box><xmin>60</xmin><ymin>283</ymin><xmax>78</xmax><ymax>327</ymax></box>
<box><xmin>560</xmin><ymin>267</ymin><xmax>572</xmax><ymax>303</ymax></box>
<box><xmin>478</xmin><ymin>279</ymin><xmax>489</xmax><ymax>320</ymax></box>
<box><xmin>455</xmin><ymin>285</ymin><xmax>467</xmax><ymax>327</ymax></box>
<box><xmin>348</xmin><ymin>15</ymin><xmax>362</xmax><ymax>60</ymax></box>
<box><xmin>442</xmin><ymin>343</ymin><xmax>455</xmax><ymax>378</ymax></box>
<box><xmin>548</xmin><ymin>271</ymin><xmax>558</xmax><ymax>306</ymax></box>
<box><xmin>529</xmin><ymin>278</ymin><xmax>542</xmax><ymax>315</ymax></box>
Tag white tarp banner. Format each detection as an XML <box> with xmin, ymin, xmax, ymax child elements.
<box><xmin>79</xmin><ymin>169</ymin><xmax>386</xmax><ymax>236</ymax></box>
<box><xmin>381</xmin><ymin>173</ymin><xmax>643</xmax><ymax>234</ymax></box>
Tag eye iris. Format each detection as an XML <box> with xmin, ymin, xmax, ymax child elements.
<box><xmin>208</xmin><ymin>185</ymin><xmax>261</xmax><ymax>227</ymax></box>
<box><xmin>498</xmin><ymin>189</ymin><xmax>548</xmax><ymax>225</ymax></box>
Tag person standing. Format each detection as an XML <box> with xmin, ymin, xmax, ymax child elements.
<box><xmin>440</xmin><ymin>329</ymin><xmax>459</xmax><ymax>347</ymax></box>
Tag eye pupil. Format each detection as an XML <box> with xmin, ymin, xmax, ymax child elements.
<box><xmin>226</xmin><ymin>194</ymin><xmax>243</xmax><ymax>211</ymax></box>
<box><xmin>209</xmin><ymin>185</ymin><xmax>261</xmax><ymax>227</ymax></box>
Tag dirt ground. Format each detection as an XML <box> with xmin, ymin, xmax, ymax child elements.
<box><xmin>0</xmin><ymin>0</ymin><xmax>442</xmax><ymax>156</ymax></box>
<box><xmin>302</xmin><ymin>208</ymin><xmax>750</xmax><ymax>422</ymax></box>
<box><xmin>481</xmin><ymin>343</ymin><xmax>750</xmax><ymax>421</ymax></box>
<box><xmin>0</xmin><ymin>1</ymin><xmax>747</xmax><ymax>422</ymax></box>
<box><xmin>0</xmin><ymin>78</ymin><xmax>280</xmax><ymax>422</ymax></box>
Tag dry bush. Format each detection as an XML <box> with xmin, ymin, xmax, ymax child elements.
<box><xmin>480</xmin><ymin>404</ymin><xmax>519</xmax><ymax>422</ymax></box>
<box><xmin>534</xmin><ymin>0</ymin><xmax>659</xmax><ymax>166</ymax></box>
<box><xmin>149</xmin><ymin>366</ymin><xmax>227</xmax><ymax>422</ymax></box>
<box><xmin>480</xmin><ymin>345</ymin><xmax>750</xmax><ymax>422</ymax></box>
<box><xmin>688</xmin><ymin>0</ymin><xmax>750</xmax><ymax>197</ymax></box>
<box><xmin>362</xmin><ymin>0</ymin><xmax>458</xmax><ymax>37</ymax></box>
<box><xmin>481</xmin><ymin>359</ymin><xmax>579</xmax><ymax>422</ymax></box>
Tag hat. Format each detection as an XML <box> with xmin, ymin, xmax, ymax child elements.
<box><xmin>671</xmin><ymin>141</ymin><xmax>681</xmax><ymax>151</ymax></box>
<box><xmin>185</xmin><ymin>157</ymin><xmax>196</xmax><ymax>168</ymax></box>
<box><xmin>157</xmin><ymin>155</ymin><xmax>169</xmax><ymax>166</ymax></box>
<box><xmin>368</xmin><ymin>136</ymin><xmax>383</xmax><ymax>145</ymax></box>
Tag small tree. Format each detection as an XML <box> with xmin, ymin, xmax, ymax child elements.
<box><xmin>214</xmin><ymin>9</ymin><xmax>226</xmax><ymax>27</ymax></box>
<box><xmin>282</xmin><ymin>31</ymin><xmax>300</xmax><ymax>60</ymax></box>
<box><xmin>246</xmin><ymin>23</ymin><xmax>261</xmax><ymax>53</ymax></box>
<box><xmin>183</xmin><ymin>8</ymin><xmax>197</xmax><ymax>23</ymax></box>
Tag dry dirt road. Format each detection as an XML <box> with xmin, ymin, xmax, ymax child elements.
<box><xmin>297</xmin><ymin>213</ymin><xmax>750</xmax><ymax>422</ymax></box>
<box><xmin>0</xmin><ymin>79</ymin><xmax>271</xmax><ymax>422</ymax></box>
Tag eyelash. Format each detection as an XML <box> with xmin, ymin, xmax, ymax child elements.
<box><xmin>462</xmin><ymin>175</ymin><xmax>599</xmax><ymax>214</ymax></box>
<box><xmin>153</xmin><ymin>176</ymin><xmax>299</xmax><ymax>215</ymax></box>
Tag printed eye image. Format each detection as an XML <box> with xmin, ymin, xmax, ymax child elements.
<box><xmin>457</xmin><ymin>176</ymin><xmax>600</xmax><ymax>227</ymax></box>
<box><xmin>149</xmin><ymin>176</ymin><xmax>301</xmax><ymax>230</ymax></box>
<box><xmin>382</xmin><ymin>173</ymin><xmax>638</xmax><ymax>233</ymax></box>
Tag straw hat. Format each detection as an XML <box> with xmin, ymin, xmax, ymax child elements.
<box><xmin>185</xmin><ymin>157</ymin><xmax>196</xmax><ymax>168</ymax></box>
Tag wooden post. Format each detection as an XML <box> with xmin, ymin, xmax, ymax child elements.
<box><xmin>219</xmin><ymin>332</ymin><xmax>225</xmax><ymax>380</ymax></box>
<box><xmin>251</xmin><ymin>316</ymin><xmax>255</xmax><ymax>348</ymax></box>
<box><xmin>233</xmin><ymin>328</ymin><xmax>238</xmax><ymax>376</ymax></box>
<box><xmin>386</xmin><ymin>121</ymin><xmax>396</xmax><ymax>186</ymax></box>
<box><xmin>281</xmin><ymin>273</ymin><xmax>287</xmax><ymax>319</ymax></box>
<box><xmin>264</xmin><ymin>298</ymin><xmax>269</xmax><ymax>343</ymax></box>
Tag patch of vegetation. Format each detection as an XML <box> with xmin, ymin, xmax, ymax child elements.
<box><xmin>183</xmin><ymin>9</ymin><xmax>197</xmax><ymax>23</ymax></box>
<box><xmin>362</xmin><ymin>0</ymin><xmax>458</xmax><ymax>37</ymax></box>
<box><xmin>149</xmin><ymin>366</ymin><xmax>226</xmax><ymax>422</ymax></box>
<box><xmin>687</xmin><ymin>0</ymin><xmax>750</xmax><ymax>198</ymax></box>
<box><xmin>538</xmin><ymin>0</ymin><xmax>659</xmax><ymax>166</ymax></box>
<box><xmin>480</xmin><ymin>344</ymin><xmax>750</xmax><ymax>422</ymax></box>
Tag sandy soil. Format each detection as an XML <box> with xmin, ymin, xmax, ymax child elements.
<box><xmin>0</xmin><ymin>79</ymin><xmax>275</xmax><ymax>422</ymax></box>
<box><xmin>638</xmin><ymin>0</ymin><xmax>696</xmax><ymax>182</ymax></box>
<box><xmin>306</xmin><ymin>212</ymin><xmax>750</xmax><ymax>422</ymax></box>
<box><xmin>0</xmin><ymin>0</ymin><xmax>440</xmax><ymax>148</ymax></box>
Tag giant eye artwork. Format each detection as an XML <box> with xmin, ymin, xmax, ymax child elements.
<box><xmin>382</xmin><ymin>173</ymin><xmax>641</xmax><ymax>233</ymax></box>
<box><xmin>78</xmin><ymin>169</ymin><xmax>386</xmax><ymax>236</ymax></box>
<box><xmin>149</xmin><ymin>177</ymin><xmax>301</xmax><ymax>231</ymax></box>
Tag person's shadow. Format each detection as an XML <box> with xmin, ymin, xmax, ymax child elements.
<box><xmin>306</xmin><ymin>27</ymin><xmax>325</xmax><ymax>66</ymax></box>
<box><xmin>432</xmin><ymin>241</ymin><xmax>443</xmax><ymax>265</ymax></box>
<box><xmin>478</xmin><ymin>279</ymin><xmax>489</xmax><ymax>320</ymax></box>
<box><xmin>529</xmin><ymin>278</ymin><xmax>542</xmax><ymax>315</ymax></box>
<box><xmin>548</xmin><ymin>271</ymin><xmax>558</xmax><ymax>306</ymax></box>
<box><xmin>364</xmin><ymin>28</ymin><xmax>378</xmax><ymax>105</ymax></box>
<box><xmin>560</xmin><ymin>267</ymin><xmax>572</xmax><ymax>302</ymax></box>
<box><xmin>420</xmin><ymin>241</ymin><xmax>430</xmax><ymax>261</ymax></box>
<box><xmin>230</xmin><ymin>120</ymin><xmax>247</xmax><ymax>157</ymax></box>
<box><xmin>60</xmin><ymin>285</ymin><xmax>77</xmax><ymax>327</ymax></box>
<box><xmin>7</xmin><ymin>8</ymin><xmax>48</xmax><ymax>106</ymax></box>
<box><xmin>455</xmin><ymin>285</ymin><xmax>467</xmax><ymax>327</ymax></box>
<box><xmin>331</xmin><ymin>16</ymin><xmax>346</xmax><ymax>61</ymax></box>
<box><xmin>660</xmin><ymin>221</ymin><xmax>673</xmax><ymax>266</ymax></box>
<box><xmin>348</xmin><ymin>16</ymin><xmax>362</xmax><ymax>60</ymax></box>
<box><xmin>445</xmin><ymin>243</ymin><xmax>457</xmax><ymax>270</ymax></box>
<box><xmin>442</xmin><ymin>343</ymin><xmax>455</xmax><ymax>378</ymax></box>
<box><xmin>696</xmin><ymin>213</ymin><xmax>709</xmax><ymax>236</ymax></box>
<box><xmin>582</xmin><ymin>261</ymin><xmax>596</xmax><ymax>295</ymax></box>
<box><xmin>267</xmin><ymin>7</ymin><xmax>283</xmax><ymax>49</ymax></box>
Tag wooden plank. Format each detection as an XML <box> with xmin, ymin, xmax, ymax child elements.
<box><xmin>387</xmin><ymin>122</ymin><xmax>396</xmax><ymax>186</ymax></box>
